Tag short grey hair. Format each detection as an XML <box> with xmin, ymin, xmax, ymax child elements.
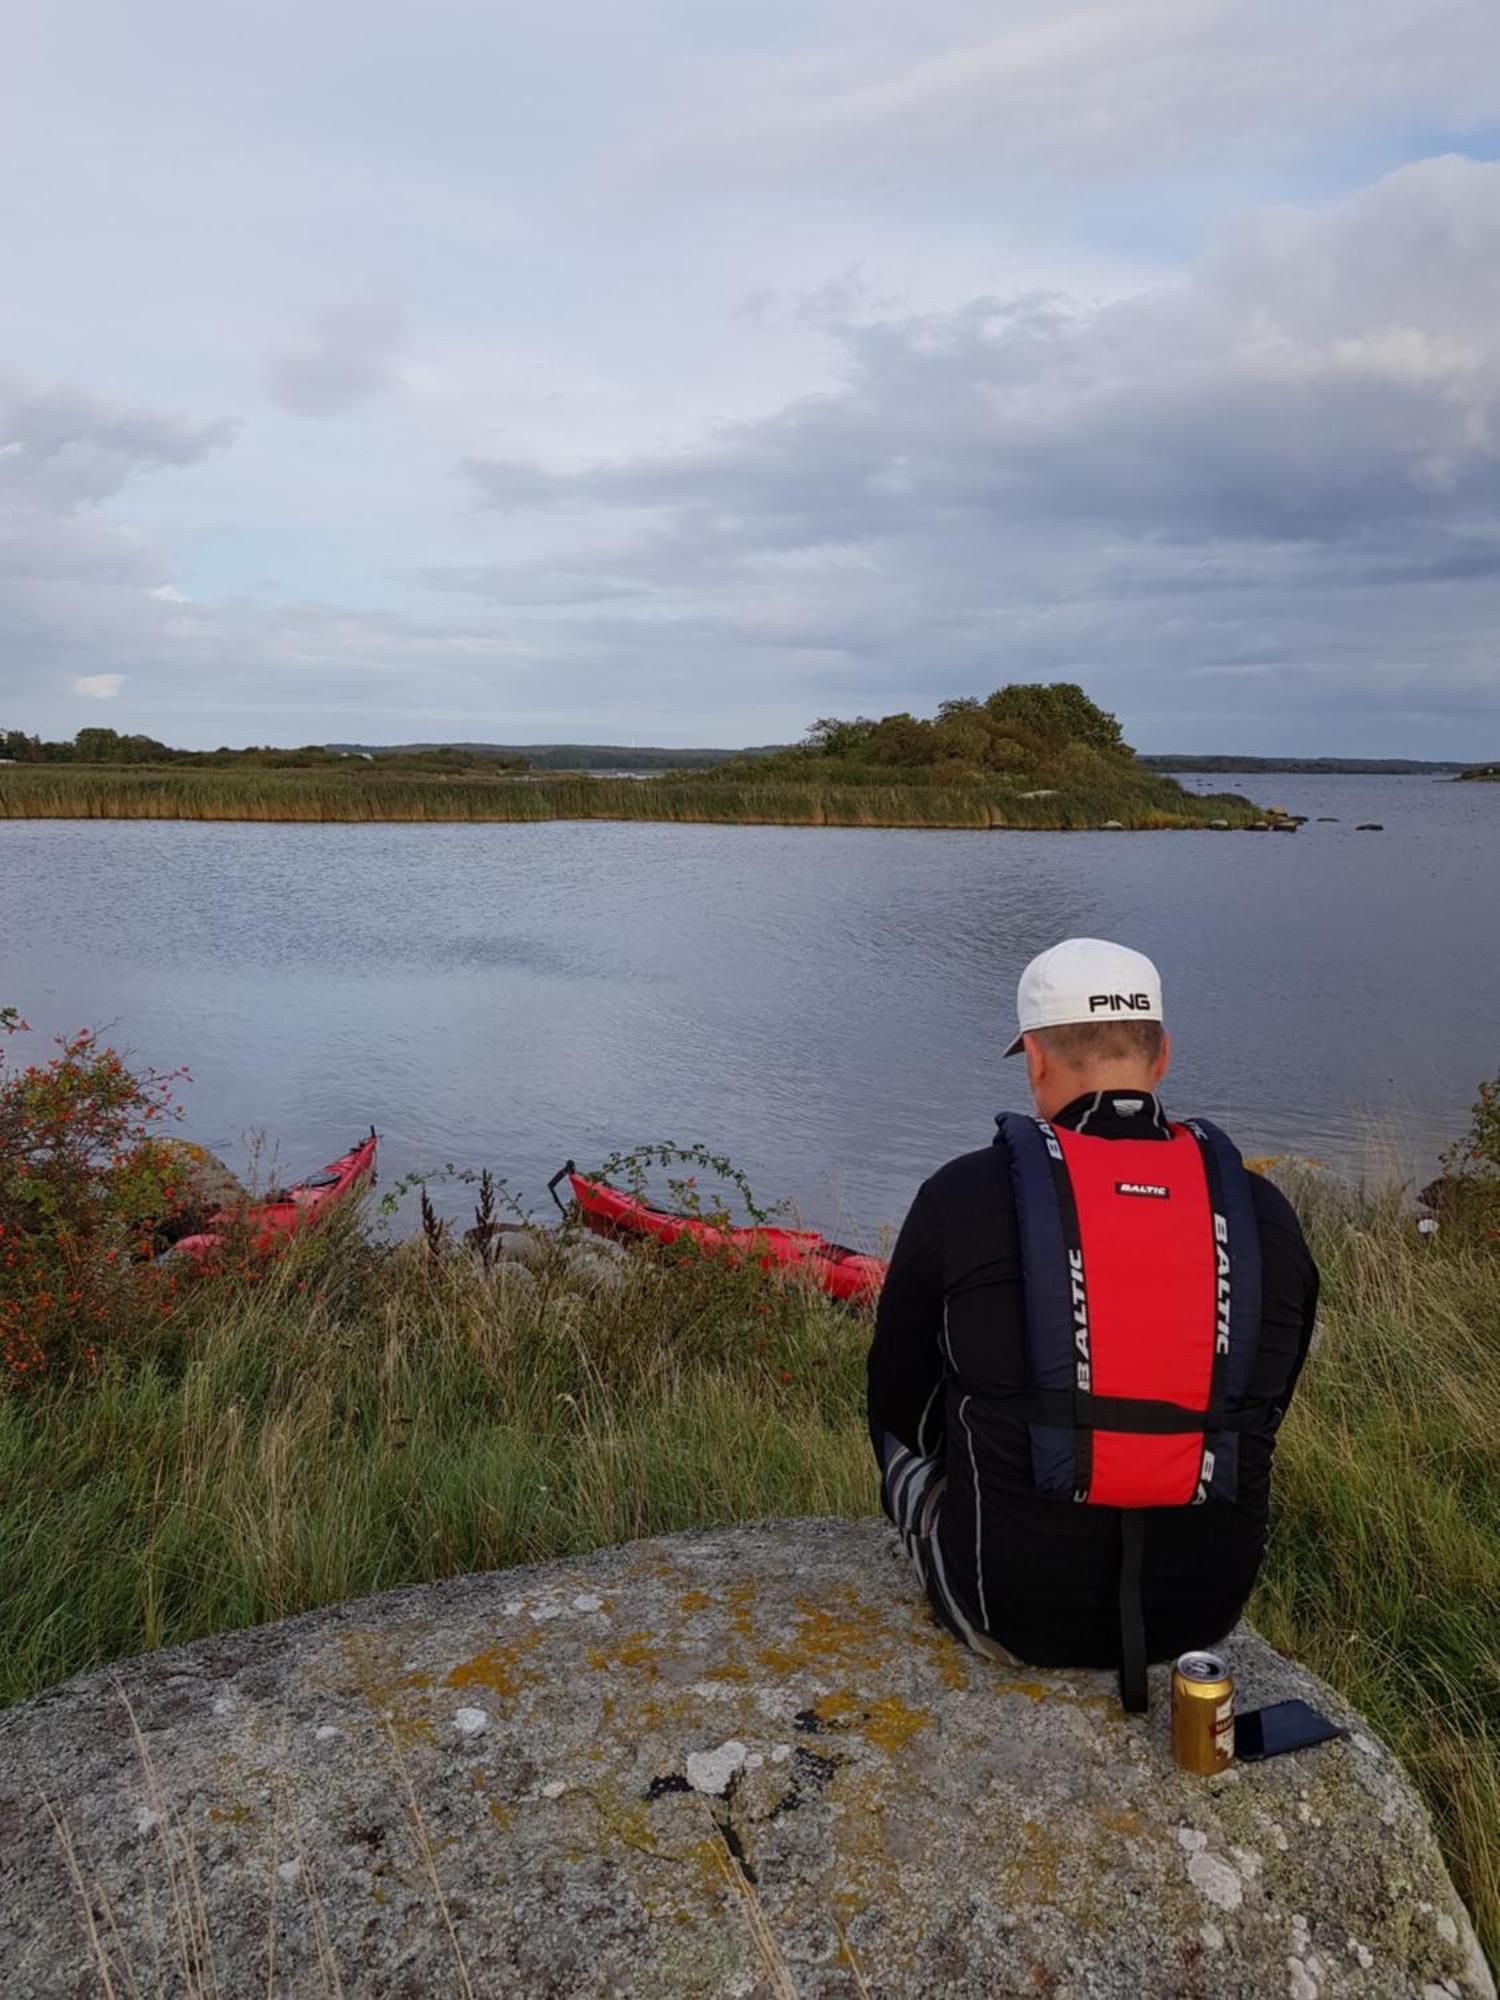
<box><xmin>1031</xmin><ymin>1020</ymin><xmax>1166</xmax><ymax>1066</ymax></box>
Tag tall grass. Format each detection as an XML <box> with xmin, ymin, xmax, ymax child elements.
<box><xmin>0</xmin><ymin>1224</ymin><xmax>876</xmax><ymax>1703</ymax></box>
<box><xmin>1</xmin><ymin>1183</ymin><xmax>1494</xmax><ymax>1958</ymax></box>
<box><xmin>0</xmin><ymin>763</ymin><xmax>1261</xmax><ymax>828</ymax></box>
<box><xmin>1253</xmin><ymin>1170</ymin><xmax>1500</xmax><ymax>1961</ymax></box>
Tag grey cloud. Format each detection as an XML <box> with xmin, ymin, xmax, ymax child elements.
<box><xmin>449</xmin><ymin>158</ymin><xmax>1500</xmax><ymax>745</ymax></box>
<box><xmin>265</xmin><ymin>305</ymin><xmax>408</xmax><ymax>417</ymax></box>
<box><xmin>461</xmin><ymin>458</ymin><xmax>579</xmax><ymax>509</ymax></box>
<box><xmin>421</xmin><ymin>561</ymin><xmax>651</xmax><ymax>606</ymax></box>
<box><xmin>464</xmin><ymin>160</ymin><xmax>1500</xmax><ymax>555</ymax></box>
<box><xmin>0</xmin><ymin>375</ymin><xmax>237</xmax><ymax>722</ymax></box>
<box><xmin>0</xmin><ymin>375</ymin><xmax>235</xmax><ymax>514</ymax></box>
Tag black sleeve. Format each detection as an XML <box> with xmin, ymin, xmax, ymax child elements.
<box><xmin>867</xmin><ymin>1178</ymin><xmax>947</xmax><ymax>1468</ymax></box>
<box><xmin>1248</xmin><ymin>1173</ymin><xmax>1321</xmax><ymax>1413</ymax></box>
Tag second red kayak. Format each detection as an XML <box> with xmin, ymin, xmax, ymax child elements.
<box><xmin>565</xmin><ymin>1169</ymin><xmax>886</xmax><ymax>1303</ymax></box>
<box><xmin>165</xmin><ymin>1130</ymin><xmax>378</xmax><ymax>1261</ymax></box>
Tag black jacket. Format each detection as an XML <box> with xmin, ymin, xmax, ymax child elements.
<box><xmin>867</xmin><ymin>1089</ymin><xmax>1320</xmax><ymax>1665</ymax></box>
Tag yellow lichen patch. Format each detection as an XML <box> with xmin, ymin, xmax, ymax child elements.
<box><xmin>445</xmin><ymin>1628</ymin><xmax>545</xmax><ymax>1701</ymax></box>
<box><xmin>627</xmin><ymin>1688</ymin><xmax>726</xmax><ymax>1740</ymax></box>
<box><xmin>206</xmin><ymin>1802</ymin><xmax>256</xmax><ymax>1826</ymax></box>
<box><xmin>991</xmin><ymin>1674</ymin><xmax>1118</xmax><ymax>1713</ymax></box>
<box><xmin>583</xmin><ymin>1784</ymin><xmax>660</xmax><ymax>1860</ymax></box>
<box><xmin>1013</xmin><ymin>1817</ymin><xmax>1064</xmax><ymax>1905</ymax></box>
<box><xmin>755</xmin><ymin>1583</ymin><xmax>973</xmax><ymax>1696</ymax></box>
<box><xmin>812</xmin><ymin>1689</ymin><xmax>861</xmax><ymax>1726</ymax></box>
<box><xmin>818</xmin><ymin>1798</ymin><xmax>913</xmax><ymax>1923</ymax></box>
<box><xmin>857</xmin><ymin>1696</ymin><xmax>930</xmax><ymax>1754</ymax></box>
<box><xmin>1096</xmin><ymin>1804</ymin><xmax>1146</xmax><ymax>1839</ymax></box>
<box><xmin>809</xmin><ymin>1683</ymin><xmax>933</xmax><ymax>1752</ymax></box>
<box><xmin>723</xmin><ymin>1580</ymin><xmax>760</xmax><ymax>1643</ymax></box>
<box><xmin>338</xmin><ymin>1632</ymin><xmax>437</xmax><ymax>1745</ymax></box>
<box><xmin>679</xmin><ymin>1590</ymin><xmax>713</xmax><ymax>1614</ymax></box>
<box><xmin>588</xmin><ymin>1629</ymin><xmax>665</xmax><ymax>1677</ymax></box>
<box><xmin>756</xmin><ymin>1591</ymin><xmax>897</xmax><ymax>1678</ymax></box>
<box><xmin>913</xmin><ymin>1620</ymin><xmax>972</xmax><ymax>1689</ymax></box>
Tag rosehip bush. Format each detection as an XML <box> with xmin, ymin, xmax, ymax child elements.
<box><xmin>1438</xmin><ymin>1069</ymin><xmax>1500</xmax><ymax>1240</ymax></box>
<box><xmin>1458</xmin><ymin>1073</ymin><xmax>1500</xmax><ymax>1181</ymax></box>
<box><xmin>0</xmin><ymin>1008</ymin><xmax>191</xmax><ymax>1383</ymax></box>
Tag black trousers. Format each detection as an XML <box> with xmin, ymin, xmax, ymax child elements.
<box><xmin>878</xmin><ymin>1431</ymin><xmax>1020</xmax><ymax>1665</ymax></box>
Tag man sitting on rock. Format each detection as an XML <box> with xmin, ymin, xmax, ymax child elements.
<box><xmin>868</xmin><ymin>938</ymin><xmax>1319</xmax><ymax>1708</ymax></box>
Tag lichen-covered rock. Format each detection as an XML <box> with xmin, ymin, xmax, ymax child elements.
<box><xmin>0</xmin><ymin>1520</ymin><xmax>1490</xmax><ymax>1999</ymax></box>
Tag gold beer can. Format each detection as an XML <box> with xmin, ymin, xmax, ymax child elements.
<box><xmin>1171</xmin><ymin>1651</ymin><xmax>1235</xmax><ymax>1773</ymax></box>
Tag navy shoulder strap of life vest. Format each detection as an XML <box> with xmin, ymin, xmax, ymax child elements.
<box><xmin>1178</xmin><ymin>1116</ymin><xmax>1265</xmax><ymax>1491</ymax></box>
<box><xmin>996</xmin><ymin>1110</ymin><xmax>1091</xmax><ymax>1501</ymax></box>
<box><xmin>996</xmin><ymin>1111</ymin><xmax>1265</xmax><ymax>1506</ymax></box>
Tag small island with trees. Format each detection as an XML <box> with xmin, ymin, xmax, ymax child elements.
<box><xmin>0</xmin><ymin>685</ymin><xmax>1265</xmax><ymax>828</ymax></box>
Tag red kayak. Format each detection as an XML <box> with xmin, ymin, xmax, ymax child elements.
<box><xmin>165</xmin><ymin>1130</ymin><xmax>378</xmax><ymax>1262</ymax></box>
<box><xmin>563</xmin><ymin>1168</ymin><xmax>886</xmax><ymax>1304</ymax></box>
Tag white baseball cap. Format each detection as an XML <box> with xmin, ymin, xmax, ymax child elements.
<box><xmin>1003</xmin><ymin>938</ymin><xmax>1164</xmax><ymax>1057</ymax></box>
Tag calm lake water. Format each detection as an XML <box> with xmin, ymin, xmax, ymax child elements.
<box><xmin>4</xmin><ymin>773</ymin><xmax>1496</xmax><ymax>1239</ymax></box>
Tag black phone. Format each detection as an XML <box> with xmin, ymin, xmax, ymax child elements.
<box><xmin>1235</xmin><ymin>1699</ymin><xmax>1346</xmax><ymax>1761</ymax></box>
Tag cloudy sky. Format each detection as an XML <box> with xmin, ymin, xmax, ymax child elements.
<box><xmin>6</xmin><ymin>1</ymin><xmax>1500</xmax><ymax>754</ymax></box>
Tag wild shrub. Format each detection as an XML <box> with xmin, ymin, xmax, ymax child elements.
<box><xmin>1436</xmin><ymin>1070</ymin><xmax>1500</xmax><ymax>1239</ymax></box>
<box><xmin>0</xmin><ymin>1010</ymin><xmax>193</xmax><ymax>1382</ymax></box>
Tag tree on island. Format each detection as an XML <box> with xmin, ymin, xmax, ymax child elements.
<box><xmin>752</xmin><ymin>682</ymin><xmax>1134</xmax><ymax>784</ymax></box>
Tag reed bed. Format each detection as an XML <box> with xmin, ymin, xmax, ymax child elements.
<box><xmin>2</xmin><ymin>1177</ymin><xmax>1492</xmax><ymax>1957</ymax></box>
<box><xmin>0</xmin><ymin>763</ymin><xmax>1259</xmax><ymax>829</ymax></box>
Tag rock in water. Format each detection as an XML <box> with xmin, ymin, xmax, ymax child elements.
<box><xmin>0</xmin><ymin>1520</ymin><xmax>1489</xmax><ymax>1999</ymax></box>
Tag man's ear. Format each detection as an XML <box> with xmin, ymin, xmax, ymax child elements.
<box><xmin>1153</xmin><ymin>1029</ymin><xmax>1172</xmax><ymax>1086</ymax></box>
<box><xmin>1023</xmin><ymin>1032</ymin><xmax>1046</xmax><ymax>1096</ymax></box>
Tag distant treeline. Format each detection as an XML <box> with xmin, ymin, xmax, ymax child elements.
<box><xmin>0</xmin><ymin>688</ymin><xmax>1145</xmax><ymax>790</ymax></box>
<box><xmin>9</xmin><ymin>725</ymin><xmax>1488</xmax><ymax>781</ymax></box>
<box><xmin>0</xmin><ymin>729</ymin><xmax>530</xmax><ymax>774</ymax></box>
<box><xmin>1138</xmin><ymin>754</ymin><xmax>1473</xmax><ymax>774</ymax></box>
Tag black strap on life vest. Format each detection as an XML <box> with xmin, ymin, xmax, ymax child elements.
<box><xmin>1118</xmin><ymin>1509</ymin><xmax>1148</xmax><ymax>1712</ymax></box>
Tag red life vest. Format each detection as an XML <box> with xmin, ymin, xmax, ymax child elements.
<box><xmin>997</xmin><ymin>1110</ymin><xmax>1265</xmax><ymax>1707</ymax></box>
